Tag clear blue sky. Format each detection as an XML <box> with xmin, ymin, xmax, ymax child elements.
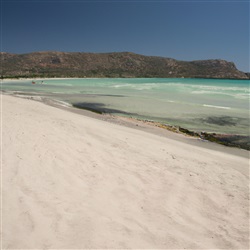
<box><xmin>1</xmin><ymin>0</ymin><xmax>249</xmax><ymax>72</ymax></box>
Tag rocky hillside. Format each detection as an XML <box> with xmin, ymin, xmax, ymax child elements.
<box><xmin>1</xmin><ymin>51</ymin><xmax>248</xmax><ymax>79</ymax></box>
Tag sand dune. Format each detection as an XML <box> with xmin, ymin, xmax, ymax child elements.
<box><xmin>1</xmin><ymin>95</ymin><xmax>249</xmax><ymax>249</ymax></box>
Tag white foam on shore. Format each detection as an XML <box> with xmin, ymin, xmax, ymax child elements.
<box><xmin>53</xmin><ymin>99</ymin><xmax>72</xmax><ymax>108</ymax></box>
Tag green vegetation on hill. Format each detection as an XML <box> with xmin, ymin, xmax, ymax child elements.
<box><xmin>1</xmin><ymin>51</ymin><xmax>248</xmax><ymax>79</ymax></box>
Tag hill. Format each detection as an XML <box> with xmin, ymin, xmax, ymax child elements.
<box><xmin>1</xmin><ymin>51</ymin><xmax>248</xmax><ymax>79</ymax></box>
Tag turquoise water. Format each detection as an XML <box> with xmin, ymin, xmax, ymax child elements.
<box><xmin>2</xmin><ymin>78</ymin><xmax>249</xmax><ymax>135</ymax></box>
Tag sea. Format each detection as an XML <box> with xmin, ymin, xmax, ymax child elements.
<box><xmin>2</xmin><ymin>78</ymin><xmax>249</xmax><ymax>136</ymax></box>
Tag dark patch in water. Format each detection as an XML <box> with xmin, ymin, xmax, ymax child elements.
<box><xmin>201</xmin><ymin>116</ymin><xmax>245</xmax><ymax>126</ymax></box>
<box><xmin>75</xmin><ymin>93</ymin><xmax>126</xmax><ymax>97</ymax></box>
<box><xmin>99</xmin><ymin>94</ymin><xmax>125</xmax><ymax>97</ymax></box>
<box><xmin>72</xmin><ymin>102</ymin><xmax>137</xmax><ymax>115</ymax></box>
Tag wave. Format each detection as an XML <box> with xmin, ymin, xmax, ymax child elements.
<box><xmin>107</xmin><ymin>82</ymin><xmax>250</xmax><ymax>96</ymax></box>
<box><xmin>234</xmin><ymin>93</ymin><xmax>250</xmax><ymax>99</ymax></box>
<box><xmin>110</xmin><ymin>83</ymin><xmax>158</xmax><ymax>90</ymax></box>
<box><xmin>197</xmin><ymin>85</ymin><xmax>247</xmax><ymax>91</ymax></box>
<box><xmin>192</xmin><ymin>90</ymin><xmax>250</xmax><ymax>100</ymax></box>
<box><xmin>192</xmin><ymin>90</ymin><xmax>224</xmax><ymax>95</ymax></box>
<box><xmin>50</xmin><ymin>83</ymin><xmax>73</xmax><ymax>87</ymax></box>
<box><xmin>191</xmin><ymin>90</ymin><xmax>236</xmax><ymax>97</ymax></box>
<box><xmin>165</xmin><ymin>83</ymin><xmax>249</xmax><ymax>92</ymax></box>
<box><xmin>111</xmin><ymin>84</ymin><xmax>132</xmax><ymax>88</ymax></box>
<box><xmin>203</xmin><ymin>104</ymin><xmax>231</xmax><ymax>110</ymax></box>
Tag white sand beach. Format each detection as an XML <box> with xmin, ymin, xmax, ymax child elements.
<box><xmin>1</xmin><ymin>95</ymin><xmax>249</xmax><ymax>249</ymax></box>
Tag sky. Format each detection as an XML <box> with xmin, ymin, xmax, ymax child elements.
<box><xmin>1</xmin><ymin>0</ymin><xmax>249</xmax><ymax>72</ymax></box>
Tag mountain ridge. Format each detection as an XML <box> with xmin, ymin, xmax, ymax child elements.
<box><xmin>1</xmin><ymin>51</ymin><xmax>248</xmax><ymax>79</ymax></box>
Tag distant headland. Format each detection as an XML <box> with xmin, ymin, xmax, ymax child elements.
<box><xmin>1</xmin><ymin>51</ymin><xmax>248</xmax><ymax>79</ymax></box>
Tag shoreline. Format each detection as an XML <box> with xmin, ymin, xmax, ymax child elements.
<box><xmin>2</xmin><ymin>76</ymin><xmax>250</xmax><ymax>81</ymax></box>
<box><xmin>2</xmin><ymin>91</ymin><xmax>249</xmax><ymax>157</ymax></box>
<box><xmin>72</xmin><ymin>102</ymin><xmax>250</xmax><ymax>151</ymax></box>
<box><xmin>2</xmin><ymin>77</ymin><xmax>82</xmax><ymax>81</ymax></box>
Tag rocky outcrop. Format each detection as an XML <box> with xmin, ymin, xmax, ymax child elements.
<box><xmin>245</xmin><ymin>72</ymin><xmax>250</xmax><ymax>79</ymax></box>
<box><xmin>1</xmin><ymin>51</ymin><xmax>248</xmax><ymax>79</ymax></box>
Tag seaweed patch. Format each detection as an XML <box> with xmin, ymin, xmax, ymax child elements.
<box><xmin>201</xmin><ymin>116</ymin><xmax>244</xmax><ymax>126</ymax></box>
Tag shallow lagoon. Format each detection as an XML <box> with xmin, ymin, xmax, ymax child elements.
<box><xmin>2</xmin><ymin>78</ymin><xmax>249</xmax><ymax>135</ymax></box>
